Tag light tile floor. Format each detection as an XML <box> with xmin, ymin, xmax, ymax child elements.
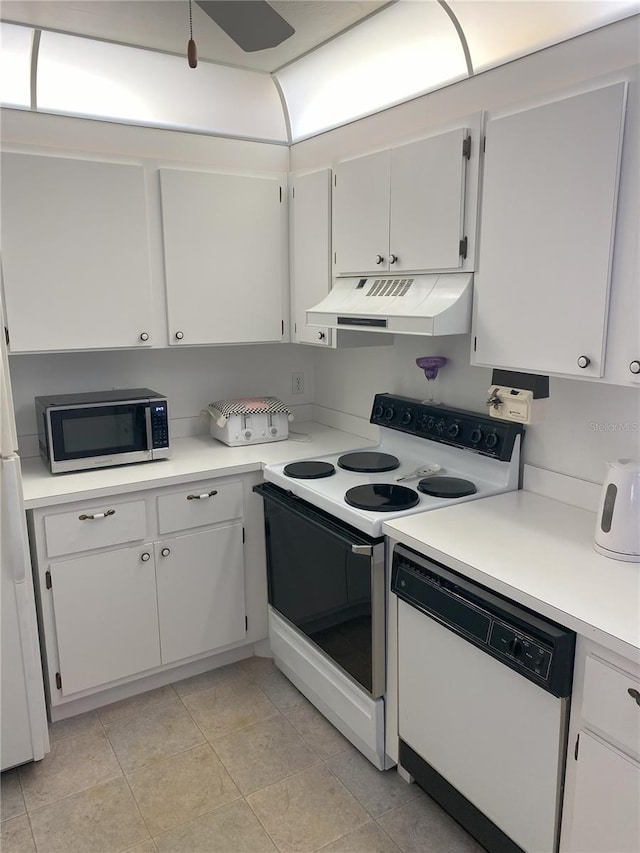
<box><xmin>1</xmin><ymin>657</ymin><xmax>484</xmax><ymax>853</ymax></box>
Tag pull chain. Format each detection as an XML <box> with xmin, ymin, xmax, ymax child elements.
<box><xmin>188</xmin><ymin>0</ymin><xmax>198</xmax><ymax>68</ymax></box>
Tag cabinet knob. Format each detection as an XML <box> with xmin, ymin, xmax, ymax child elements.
<box><xmin>628</xmin><ymin>687</ymin><xmax>640</xmax><ymax>706</ymax></box>
<box><xmin>629</xmin><ymin>360</ymin><xmax>640</xmax><ymax>375</ymax></box>
<box><xmin>375</xmin><ymin>254</ymin><xmax>384</xmax><ymax>265</ymax></box>
<box><xmin>161</xmin><ymin>547</ymin><xmax>171</xmax><ymax>557</ymax></box>
<box><xmin>140</xmin><ymin>552</ymin><xmax>151</xmax><ymax>562</ymax></box>
<box><xmin>139</xmin><ymin>332</ymin><xmax>149</xmax><ymax>342</ymax></box>
<box><xmin>175</xmin><ymin>331</ymin><xmax>184</xmax><ymax>340</ymax></box>
<box><xmin>389</xmin><ymin>254</ymin><xmax>398</xmax><ymax>265</ymax></box>
<box><xmin>577</xmin><ymin>355</ymin><xmax>591</xmax><ymax>369</ymax></box>
<box><xmin>318</xmin><ymin>331</ymin><xmax>326</xmax><ymax>341</ymax></box>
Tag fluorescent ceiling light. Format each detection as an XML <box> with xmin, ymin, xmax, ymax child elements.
<box><xmin>0</xmin><ymin>22</ymin><xmax>32</xmax><ymax>108</ymax></box>
<box><xmin>36</xmin><ymin>30</ymin><xmax>288</xmax><ymax>141</ymax></box>
<box><xmin>277</xmin><ymin>2</ymin><xmax>468</xmax><ymax>141</ymax></box>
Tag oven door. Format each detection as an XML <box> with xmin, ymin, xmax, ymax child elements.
<box><xmin>254</xmin><ymin>482</ymin><xmax>385</xmax><ymax>697</ymax></box>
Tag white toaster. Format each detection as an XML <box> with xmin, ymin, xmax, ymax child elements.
<box><xmin>206</xmin><ymin>397</ymin><xmax>293</xmax><ymax>446</ymax></box>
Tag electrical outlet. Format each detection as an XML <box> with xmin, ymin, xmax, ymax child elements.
<box><xmin>292</xmin><ymin>372</ymin><xmax>305</xmax><ymax>394</ymax></box>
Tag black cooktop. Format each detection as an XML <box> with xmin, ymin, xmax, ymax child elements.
<box><xmin>338</xmin><ymin>452</ymin><xmax>400</xmax><ymax>473</ymax></box>
<box><xmin>417</xmin><ymin>476</ymin><xmax>477</xmax><ymax>498</ymax></box>
<box><xmin>345</xmin><ymin>483</ymin><xmax>420</xmax><ymax>512</ymax></box>
<box><xmin>283</xmin><ymin>461</ymin><xmax>336</xmax><ymax>479</ymax></box>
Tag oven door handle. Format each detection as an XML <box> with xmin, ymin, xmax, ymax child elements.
<box><xmin>254</xmin><ymin>482</ymin><xmax>379</xmax><ymax>551</ymax></box>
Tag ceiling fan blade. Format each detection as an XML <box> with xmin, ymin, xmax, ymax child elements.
<box><xmin>195</xmin><ymin>1</ymin><xmax>295</xmax><ymax>52</ymax></box>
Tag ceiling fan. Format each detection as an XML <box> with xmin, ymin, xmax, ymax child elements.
<box><xmin>195</xmin><ymin>1</ymin><xmax>295</xmax><ymax>52</ymax></box>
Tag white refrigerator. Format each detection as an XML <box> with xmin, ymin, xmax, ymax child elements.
<box><xmin>1</xmin><ymin>298</ymin><xmax>49</xmax><ymax>770</ymax></box>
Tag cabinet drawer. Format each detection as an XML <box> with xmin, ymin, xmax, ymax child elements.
<box><xmin>44</xmin><ymin>500</ymin><xmax>147</xmax><ymax>558</ymax></box>
<box><xmin>582</xmin><ymin>655</ymin><xmax>640</xmax><ymax>759</ymax></box>
<box><xmin>157</xmin><ymin>482</ymin><xmax>243</xmax><ymax>534</ymax></box>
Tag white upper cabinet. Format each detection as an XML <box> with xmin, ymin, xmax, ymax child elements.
<box><xmin>159</xmin><ymin>169</ymin><xmax>287</xmax><ymax>346</ymax></box>
<box><xmin>474</xmin><ymin>83</ymin><xmax>627</xmax><ymax>379</ymax></box>
<box><xmin>332</xmin><ymin>127</ymin><xmax>471</xmax><ymax>275</ymax></box>
<box><xmin>290</xmin><ymin>169</ymin><xmax>333</xmax><ymax>346</ymax></box>
<box><xmin>389</xmin><ymin>129</ymin><xmax>469</xmax><ymax>272</ymax></box>
<box><xmin>1</xmin><ymin>153</ymin><xmax>153</xmax><ymax>352</ymax></box>
<box><xmin>333</xmin><ymin>149</ymin><xmax>391</xmax><ymax>275</ymax></box>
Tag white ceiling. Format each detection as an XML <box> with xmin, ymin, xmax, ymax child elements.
<box><xmin>0</xmin><ymin>0</ymin><xmax>391</xmax><ymax>72</ymax></box>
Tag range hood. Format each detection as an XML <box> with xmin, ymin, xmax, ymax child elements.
<box><xmin>306</xmin><ymin>274</ymin><xmax>473</xmax><ymax>336</ymax></box>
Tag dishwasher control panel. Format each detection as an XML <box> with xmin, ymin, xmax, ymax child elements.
<box><xmin>392</xmin><ymin>544</ymin><xmax>575</xmax><ymax>698</ymax></box>
<box><xmin>489</xmin><ymin>621</ymin><xmax>552</xmax><ymax>680</ymax></box>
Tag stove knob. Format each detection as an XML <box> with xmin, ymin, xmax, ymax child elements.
<box><xmin>401</xmin><ymin>410</ymin><xmax>412</xmax><ymax>425</ymax></box>
<box><xmin>470</xmin><ymin>427</ymin><xmax>483</xmax><ymax>445</ymax></box>
<box><xmin>448</xmin><ymin>423</ymin><xmax>460</xmax><ymax>439</ymax></box>
<box><xmin>373</xmin><ymin>404</ymin><xmax>384</xmax><ymax>419</ymax></box>
<box><xmin>384</xmin><ymin>407</ymin><xmax>395</xmax><ymax>421</ymax></box>
<box><xmin>426</xmin><ymin>416</ymin><xmax>435</xmax><ymax>430</ymax></box>
<box><xmin>485</xmin><ymin>432</ymin><xmax>499</xmax><ymax>449</ymax></box>
<box><xmin>436</xmin><ymin>420</ymin><xmax>446</xmax><ymax>434</ymax></box>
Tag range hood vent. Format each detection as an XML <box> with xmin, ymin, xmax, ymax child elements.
<box><xmin>307</xmin><ymin>274</ymin><xmax>473</xmax><ymax>336</ymax></box>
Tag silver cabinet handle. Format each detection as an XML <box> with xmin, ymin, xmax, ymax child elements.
<box><xmin>139</xmin><ymin>332</ymin><xmax>149</xmax><ymax>342</ymax></box>
<box><xmin>628</xmin><ymin>687</ymin><xmax>640</xmax><ymax>706</ymax></box>
<box><xmin>161</xmin><ymin>547</ymin><xmax>171</xmax><ymax>557</ymax></box>
<box><xmin>577</xmin><ymin>355</ymin><xmax>591</xmax><ymax>368</ymax></box>
<box><xmin>352</xmin><ymin>544</ymin><xmax>373</xmax><ymax>556</ymax></box>
<box><xmin>375</xmin><ymin>254</ymin><xmax>384</xmax><ymax>265</ymax></box>
<box><xmin>187</xmin><ymin>490</ymin><xmax>218</xmax><ymax>500</ymax></box>
<box><xmin>629</xmin><ymin>360</ymin><xmax>640</xmax><ymax>375</ymax></box>
<box><xmin>79</xmin><ymin>509</ymin><xmax>115</xmax><ymax>521</ymax></box>
<box><xmin>141</xmin><ymin>552</ymin><xmax>151</xmax><ymax>562</ymax></box>
<box><xmin>389</xmin><ymin>253</ymin><xmax>398</xmax><ymax>264</ymax></box>
<box><xmin>175</xmin><ymin>331</ymin><xmax>184</xmax><ymax>340</ymax></box>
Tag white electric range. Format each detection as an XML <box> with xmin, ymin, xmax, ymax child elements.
<box><xmin>254</xmin><ymin>393</ymin><xmax>524</xmax><ymax>769</ymax></box>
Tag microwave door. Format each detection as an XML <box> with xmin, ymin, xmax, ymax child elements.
<box><xmin>48</xmin><ymin>403</ymin><xmax>150</xmax><ymax>471</ymax></box>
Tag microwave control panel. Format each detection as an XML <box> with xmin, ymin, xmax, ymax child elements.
<box><xmin>150</xmin><ymin>402</ymin><xmax>169</xmax><ymax>448</ymax></box>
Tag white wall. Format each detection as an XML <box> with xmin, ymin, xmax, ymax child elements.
<box><xmin>10</xmin><ymin>343</ymin><xmax>315</xmax><ymax>457</ymax></box>
<box><xmin>312</xmin><ymin>336</ymin><xmax>640</xmax><ymax>484</ymax></box>
<box><xmin>295</xmin><ymin>17</ymin><xmax>640</xmax><ymax>485</ymax></box>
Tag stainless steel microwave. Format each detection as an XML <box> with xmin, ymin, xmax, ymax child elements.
<box><xmin>35</xmin><ymin>388</ymin><xmax>170</xmax><ymax>473</ymax></box>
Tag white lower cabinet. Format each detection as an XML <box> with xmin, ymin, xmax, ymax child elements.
<box><xmin>569</xmin><ymin>730</ymin><xmax>640</xmax><ymax>853</ymax></box>
<box><xmin>155</xmin><ymin>525</ymin><xmax>245</xmax><ymax>665</ymax></box>
<box><xmin>51</xmin><ymin>545</ymin><xmax>161</xmax><ymax>696</ymax></box>
<box><xmin>562</xmin><ymin>639</ymin><xmax>640</xmax><ymax>853</ymax></box>
<box><xmin>29</xmin><ymin>477</ymin><xmax>254</xmax><ymax>712</ymax></box>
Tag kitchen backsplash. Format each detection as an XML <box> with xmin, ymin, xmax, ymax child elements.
<box><xmin>9</xmin><ymin>343</ymin><xmax>315</xmax><ymax>458</ymax></box>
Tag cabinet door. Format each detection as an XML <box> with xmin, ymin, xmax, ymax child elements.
<box><xmin>155</xmin><ymin>525</ymin><xmax>245</xmax><ymax>665</ymax></box>
<box><xmin>160</xmin><ymin>169</ymin><xmax>286</xmax><ymax>345</ymax></box>
<box><xmin>475</xmin><ymin>83</ymin><xmax>626</xmax><ymax>377</ymax></box>
<box><xmin>50</xmin><ymin>545</ymin><xmax>161</xmax><ymax>695</ymax></box>
<box><xmin>290</xmin><ymin>169</ymin><xmax>332</xmax><ymax>346</ymax></box>
<box><xmin>333</xmin><ymin>150</ymin><xmax>391</xmax><ymax>274</ymax></box>
<box><xmin>568</xmin><ymin>731</ymin><xmax>640</xmax><ymax>853</ymax></box>
<box><xmin>390</xmin><ymin>129</ymin><xmax>467</xmax><ymax>271</ymax></box>
<box><xmin>1</xmin><ymin>154</ymin><xmax>153</xmax><ymax>352</ymax></box>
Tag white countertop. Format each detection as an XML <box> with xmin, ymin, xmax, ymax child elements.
<box><xmin>21</xmin><ymin>423</ymin><xmax>371</xmax><ymax>509</ymax></box>
<box><xmin>384</xmin><ymin>490</ymin><xmax>640</xmax><ymax>660</ymax></box>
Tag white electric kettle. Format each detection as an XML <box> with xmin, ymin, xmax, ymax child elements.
<box><xmin>594</xmin><ymin>459</ymin><xmax>640</xmax><ymax>562</ymax></box>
